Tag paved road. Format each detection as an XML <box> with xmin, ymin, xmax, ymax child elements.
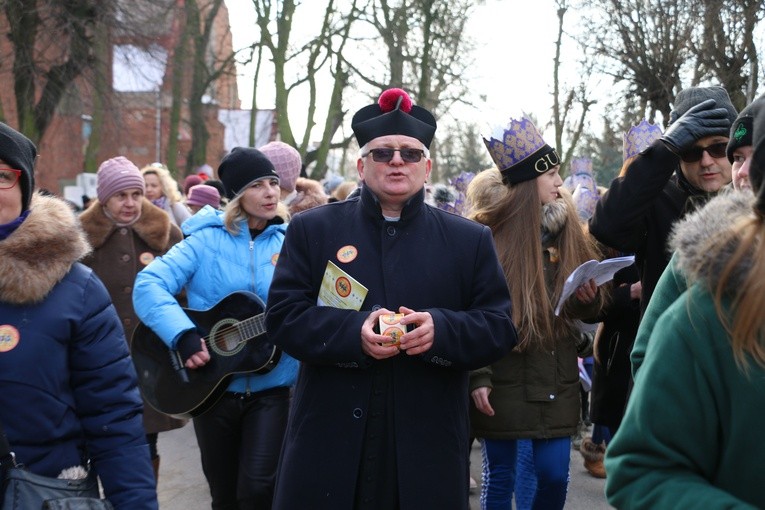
<box><xmin>157</xmin><ymin>423</ymin><xmax>612</xmax><ymax>509</ymax></box>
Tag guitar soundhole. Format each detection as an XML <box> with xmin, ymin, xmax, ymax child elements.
<box><xmin>209</xmin><ymin>318</ymin><xmax>245</xmax><ymax>357</ymax></box>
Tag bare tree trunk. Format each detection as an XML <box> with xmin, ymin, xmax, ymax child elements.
<box><xmin>184</xmin><ymin>0</ymin><xmax>238</xmax><ymax>175</ymax></box>
<box><xmin>249</xmin><ymin>43</ymin><xmax>264</xmax><ymax>147</ymax></box>
<box><xmin>552</xmin><ymin>4</ymin><xmax>566</xmax><ymax>158</ymax></box>
<box><xmin>83</xmin><ymin>21</ymin><xmax>110</xmax><ymax>173</ymax></box>
<box><xmin>167</xmin><ymin>2</ymin><xmax>190</xmax><ymax>176</ymax></box>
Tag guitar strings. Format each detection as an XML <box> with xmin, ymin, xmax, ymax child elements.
<box><xmin>201</xmin><ymin>318</ymin><xmax>266</xmax><ymax>347</ymax></box>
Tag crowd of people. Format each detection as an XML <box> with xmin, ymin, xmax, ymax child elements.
<box><xmin>1</xmin><ymin>82</ymin><xmax>764</xmax><ymax>510</ymax></box>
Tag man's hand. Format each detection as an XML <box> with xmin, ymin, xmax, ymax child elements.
<box><xmin>397</xmin><ymin>306</ymin><xmax>435</xmax><ymax>355</ymax></box>
<box><xmin>471</xmin><ymin>387</ymin><xmax>494</xmax><ymax>417</ymax></box>
<box><xmin>661</xmin><ymin>99</ymin><xmax>732</xmax><ymax>152</ymax></box>
<box><xmin>361</xmin><ymin>308</ymin><xmax>401</xmax><ymax>360</ymax></box>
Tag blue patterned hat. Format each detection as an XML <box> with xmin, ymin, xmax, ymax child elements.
<box><xmin>483</xmin><ymin>115</ymin><xmax>560</xmax><ymax>185</ymax></box>
<box><xmin>623</xmin><ymin>120</ymin><xmax>663</xmax><ymax>161</ymax></box>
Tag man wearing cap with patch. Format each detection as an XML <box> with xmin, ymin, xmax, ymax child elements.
<box><xmin>265</xmin><ymin>89</ymin><xmax>516</xmax><ymax>509</ymax></box>
<box><xmin>590</xmin><ymin>86</ymin><xmax>737</xmax><ymax>314</ymax></box>
<box><xmin>728</xmin><ymin>95</ymin><xmax>764</xmax><ymax>191</ymax></box>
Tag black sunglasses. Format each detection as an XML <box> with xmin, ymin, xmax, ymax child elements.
<box><xmin>678</xmin><ymin>142</ymin><xmax>728</xmax><ymax>163</ymax></box>
<box><xmin>362</xmin><ymin>147</ymin><xmax>426</xmax><ymax>163</ymax></box>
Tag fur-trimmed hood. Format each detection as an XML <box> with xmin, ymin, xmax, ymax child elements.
<box><xmin>541</xmin><ymin>197</ymin><xmax>569</xmax><ymax>245</ymax></box>
<box><xmin>0</xmin><ymin>193</ymin><xmax>91</xmax><ymax>304</ymax></box>
<box><xmin>669</xmin><ymin>189</ymin><xmax>755</xmax><ymax>292</ymax></box>
<box><xmin>80</xmin><ymin>197</ymin><xmax>178</xmax><ymax>251</ymax></box>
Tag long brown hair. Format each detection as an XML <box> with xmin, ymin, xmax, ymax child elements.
<box><xmin>712</xmin><ymin>212</ymin><xmax>765</xmax><ymax>371</ymax></box>
<box><xmin>467</xmin><ymin>168</ymin><xmax>600</xmax><ymax>350</ymax></box>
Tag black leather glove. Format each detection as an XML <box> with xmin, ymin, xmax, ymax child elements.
<box><xmin>661</xmin><ymin>99</ymin><xmax>732</xmax><ymax>152</ymax></box>
<box><xmin>575</xmin><ymin>331</ymin><xmax>594</xmax><ymax>358</ymax></box>
<box><xmin>176</xmin><ymin>330</ymin><xmax>205</xmax><ymax>363</ymax></box>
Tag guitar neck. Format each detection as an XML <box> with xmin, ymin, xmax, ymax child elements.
<box><xmin>237</xmin><ymin>314</ymin><xmax>266</xmax><ymax>340</ymax></box>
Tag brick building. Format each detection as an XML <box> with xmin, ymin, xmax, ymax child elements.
<box><xmin>0</xmin><ymin>0</ymin><xmax>275</xmax><ymax>202</ymax></box>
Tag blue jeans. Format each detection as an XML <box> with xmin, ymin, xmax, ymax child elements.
<box><xmin>480</xmin><ymin>437</ymin><xmax>571</xmax><ymax>510</ymax></box>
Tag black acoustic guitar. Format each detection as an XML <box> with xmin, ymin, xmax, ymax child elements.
<box><xmin>131</xmin><ymin>291</ymin><xmax>281</xmax><ymax>419</ymax></box>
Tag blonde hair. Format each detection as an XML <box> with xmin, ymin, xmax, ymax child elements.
<box><xmin>141</xmin><ymin>164</ymin><xmax>183</xmax><ymax>204</ymax></box>
<box><xmin>223</xmin><ymin>194</ymin><xmax>290</xmax><ymax>236</ymax></box>
<box><xmin>332</xmin><ymin>181</ymin><xmax>358</xmax><ymax>201</ymax></box>
<box><xmin>712</xmin><ymin>213</ymin><xmax>765</xmax><ymax>371</ymax></box>
<box><xmin>467</xmin><ymin>168</ymin><xmax>600</xmax><ymax>350</ymax></box>
<box><xmin>289</xmin><ymin>177</ymin><xmax>328</xmax><ymax>215</ymax></box>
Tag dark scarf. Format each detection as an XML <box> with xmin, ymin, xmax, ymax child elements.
<box><xmin>0</xmin><ymin>210</ymin><xmax>30</xmax><ymax>241</ymax></box>
<box><xmin>675</xmin><ymin>168</ymin><xmax>720</xmax><ymax>216</ymax></box>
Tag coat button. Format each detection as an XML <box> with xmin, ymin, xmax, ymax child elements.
<box><xmin>353</xmin><ymin>408</ymin><xmax>363</xmax><ymax>418</ymax></box>
<box><xmin>122</xmin><ymin>254</ymin><xmax>130</xmax><ymax>262</ymax></box>
<box><xmin>119</xmin><ymin>228</ymin><xmax>128</xmax><ymax>235</ymax></box>
<box><xmin>549</xmin><ymin>394</ymin><xmax>555</xmax><ymax>400</ymax></box>
<box><xmin>372</xmin><ymin>305</ymin><xmax>382</xmax><ymax>311</ymax></box>
<box><xmin>386</xmin><ymin>226</ymin><xmax>396</xmax><ymax>236</ymax></box>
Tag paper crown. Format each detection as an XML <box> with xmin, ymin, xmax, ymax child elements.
<box><xmin>351</xmin><ymin>88</ymin><xmax>437</xmax><ymax>148</ymax></box>
<box><xmin>449</xmin><ymin>171</ymin><xmax>475</xmax><ymax>216</ymax></box>
<box><xmin>572</xmin><ymin>184</ymin><xmax>599</xmax><ymax>221</ymax></box>
<box><xmin>623</xmin><ymin>120</ymin><xmax>663</xmax><ymax>161</ymax></box>
<box><xmin>483</xmin><ymin>116</ymin><xmax>560</xmax><ymax>185</ymax></box>
<box><xmin>570</xmin><ymin>157</ymin><xmax>593</xmax><ymax>176</ymax></box>
<box><xmin>564</xmin><ymin>174</ymin><xmax>597</xmax><ymax>196</ymax></box>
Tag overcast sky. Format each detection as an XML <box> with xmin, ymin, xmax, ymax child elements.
<box><xmin>225</xmin><ymin>0</ymin><xmax>595</xmax><ymax>143</ymax></box>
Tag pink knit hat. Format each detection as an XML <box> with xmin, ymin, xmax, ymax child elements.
<box><xmin>186</xmin><ymin>183</ymin><xmax>221</xmax><ymax>208</ymax></box>
<box><xmin>183</xmin><ymin>174</ymin><xmax>203</xmax><ymax>195</ymax></box>
<box><xmin>96</xmin><ymin>156</ymin><xmax>145</xmax><ymax>203</ymax></box>
<box><xmin>259</xmin><ymin>141</ymin><xmax>301</xmax><ymax>193</ymax></box>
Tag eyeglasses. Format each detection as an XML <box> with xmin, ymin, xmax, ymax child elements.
<box><xmin>678</xmin><ymin>142</ymin><xmax>728</xmax><ymax>163</ymax></box>
<box><xmin>362</xmin><ymin>148</ymin><xmax>426</xmax><ymax>163</ymax></box>
<box><xmin>0</xmin><ymin>168</ymin><xmax>21</xmax><ymax>190</ymax></box>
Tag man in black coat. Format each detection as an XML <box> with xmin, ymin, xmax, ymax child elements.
<box><xmin>265</xmin><ymin>88</ymin><xmax>517</xmax><ymax>509</ymax></box>
<box><xmin>589</xmin><ymin>86</ymin><xmax>737</xmax><ymax>314</ymax></box>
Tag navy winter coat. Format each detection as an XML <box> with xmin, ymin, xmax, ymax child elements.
<box><xmin>266</xmin><ymin>185</ymin><xmax>516</xmax><ymax>509</ymax></box>
<box><xmin>0</xmin><ymin>194</ymin><xmax>157</xmax><ymax>509</ymax></box>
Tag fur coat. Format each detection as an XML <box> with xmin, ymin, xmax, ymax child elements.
<box><xmin>80</xmin><ymin>198</ymin><xmax>186</xmax><ymax>434</ymax></box>
<box><xmin>631</xmin><ymin>189</ymin><xmax>753</xmax><ymax>375</ymax></box>
<box><xmin>606</xmin><ymin>189</ymin><xmax>765</xmax><ymax>508</ymax></box>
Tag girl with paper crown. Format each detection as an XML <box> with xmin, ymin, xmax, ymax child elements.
<box><xmin>467</xmin><ymin>114</ymin><xmax>604</xmax><ymax>509</ymax></box>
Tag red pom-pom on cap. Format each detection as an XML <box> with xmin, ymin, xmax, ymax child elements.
<box><xmin>378</xmin><ymin>88</ymin><xmax>412</xmax><ymax>113</ymax></box>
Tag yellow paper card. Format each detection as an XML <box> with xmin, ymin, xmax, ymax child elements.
<box><xmin>317</xmin><ymin>260</ymin><xmax>368</xmax><ymax>311</ymax></box>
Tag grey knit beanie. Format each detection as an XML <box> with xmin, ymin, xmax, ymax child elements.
<box><xmin>669</xmin><ymin>86</ymin><xmax>738</xmax><ymax>130</ymax></box>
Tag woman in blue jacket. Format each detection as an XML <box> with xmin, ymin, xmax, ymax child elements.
<box><xmin>133</xmin><ymin>147</ymin><xmax>298</xmax><ymax>509</ymax></box>
<box><xmin>0</xmin><ymin>122</ymin><xmax>157</xmax><ymax>509</ymax></box>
